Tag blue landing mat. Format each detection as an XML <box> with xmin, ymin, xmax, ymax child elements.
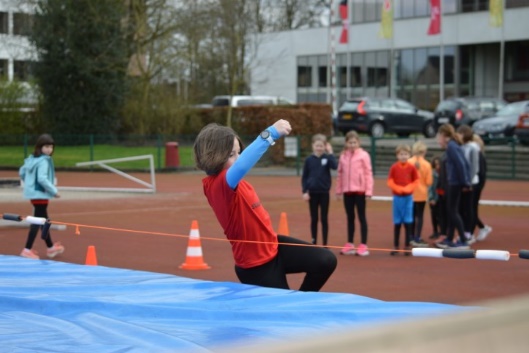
<box><xmin>0</xmin><ymin>255</ymin><xmax>466</xmax><ymax>352</ymax></box>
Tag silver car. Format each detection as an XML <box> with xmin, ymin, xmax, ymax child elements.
<box><xmin>472</xmin><ymin>100</ymin><xmax>529</xmax><ymax>143</ymax></box>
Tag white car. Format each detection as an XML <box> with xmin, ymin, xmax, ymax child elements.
<box><xmin>211</xmin><ymin>95</ymin><xmax>294</xmax><ymax>107</ymax></box>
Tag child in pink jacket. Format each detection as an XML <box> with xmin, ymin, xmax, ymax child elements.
<box><xmin>335</xmin><ymin>131</ymin><xmax>374</xmax><ymax>256</ymax></box>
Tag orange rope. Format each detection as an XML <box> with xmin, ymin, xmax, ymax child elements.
<box><xmin>0</xmin><ymin>213</ymin><xmax>523</xmax><ymax>257</ymax></box>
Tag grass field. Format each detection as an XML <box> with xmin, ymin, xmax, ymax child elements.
<box><xmin>0</xmin><ymin>145</ymin><xmax>195</xmax><ymax>169</ymax></box>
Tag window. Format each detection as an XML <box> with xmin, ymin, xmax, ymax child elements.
<box><xmin>350</xmin><ymin>53</ymin><xmax>363</xmax><ymax>87</ymax></box>
<box><xmin>0</xmin><ymin>60</ymin><xmax>7</xmax><ymax>79</ymax></box>
<box><xmin>0</xmin><ymin>12</ymin><xmax>7</xmax><ymax>34</ymax></box>
<box><xmin>461</xmin><ymin>0</ymin><xmax>488</xmax><ymax>12</ymax></box>
<box><xmin>507</xmin><ymin>0</ymin><xmax>529</xmax><ymax>9</ymax></box>
<box><xmin>317</xmin><ymin>55</ymin><xmax>327</xmax><ymax>88</ymax></box>
<box><xmin>352</xmin><ymin>0</ymin><xmax>383</xmax><ymax>23</ymax></box>
<box><xmin>13</xmin><ymin>13</ymin><xmax>33</xmax><ymax>36</ymax></box>
<box><xmin>14</xmin><ymin>60</ymin><xmax>34</xmax><ymax>81</ymax></box>
<box><xmin>297</xmin><ymin>66</ymin><xmax>312</xmax><ymax>87</ymax></box>
<box><xmin>318</xmin><ymin>66</ymin><xmax>327</xmax><ymax>87</ymax></box>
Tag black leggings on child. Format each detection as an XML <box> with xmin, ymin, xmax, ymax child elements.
<box><xmin>25</xmin><ymin>203</ymin><xmax>53</xmax><ymax>249</ymax></box>
<box><xmin>235</xmin><ymin>235</ymin><xmax>337</xmax><ymax>292</ymax></box>
<box><xmin>308</xmin><ymin>192</ymin><xmax>330</xmax><ymax>245</ymax></box>
<box><xmin>343</xmin><ymin>193</ymin><xmax>368</xmax><ymax>244</ymax></box>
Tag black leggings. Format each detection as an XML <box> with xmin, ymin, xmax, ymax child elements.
<box><xmin>308</xmin><ymin>192</ymin><xmax>330</xmax><ymax>245</ymax></box>
<box><xmin>343</xmin><ymin>193</ymin><xmax>368</xmax><ymax>244</ymax></box>
<box><xmin>393</xmin><ymin>223</ymin><xmax>412</xmax><ymax>248</ymax></box>
<box><xmin>25</xmin><ymin>203</ymin><xmax>53</xmax><ymax>249</ymax></box>
<box><xmin>412</xmin><ymin>201</ymin><xmax>426</xmax><ymax>238</ymax></box>
<box><xmin>235</xmin><ymin>235</ymin><xmax>337</xmax><ymax>292</ymax></box>
<box><xmin>459</xmin><ymin>187</ymin><xmax>474</xmax><ymax>234</ymax></box>
<box><xmin>473</xmin><ymin>184</ymin><xmax>485</xmax><ymax>231</ymax></box>
<box><xmin>445</xmin><ymin>185</ymin><xmax>466</xmax><ymax>243</ymax></box>
<box><xmin>430</xmin><ymin>196</ymin><xmax>446</xmax><ymax>236</ymax></box>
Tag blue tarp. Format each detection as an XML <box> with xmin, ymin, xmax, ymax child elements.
<box><xmin>0</xmin><ymin>255</ymin><xmax>466</xmax><ymax>352</ymax></box>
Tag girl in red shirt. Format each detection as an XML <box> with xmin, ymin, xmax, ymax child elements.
<box><xmin>194</xmin><ymin>119</ymin><xmax>337</xmax><ymax>291</ymax></box>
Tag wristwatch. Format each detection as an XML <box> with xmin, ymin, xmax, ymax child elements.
<box><xmin>260</xmin><ymin>129</ymin><xmax>275</xmax><ymax>145</ymax></box>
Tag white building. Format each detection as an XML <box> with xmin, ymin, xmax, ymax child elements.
<box><xmin>0</xmin><ymin>0</ymin><xmax>36</xmax><ymax>82</ymax></box>
<box><xmin>250</xmin><ymin>0</ymin><xmax>529</xmax><ymax>111</ymax></box>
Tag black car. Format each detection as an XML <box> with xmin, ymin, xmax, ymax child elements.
<box><xmin>336</xmin><ymin>97</ymin><xmax>435</xmax><ymax>138</ymax></box>
<box><xmin>472</xmin><ymin>100</ymin><xmax>529</xmax><ymax>143</ymax></box>
<box><xmin>433</xmin><ymin>97</ymin><xmax>507</xmax><ymax>130</ymax></box>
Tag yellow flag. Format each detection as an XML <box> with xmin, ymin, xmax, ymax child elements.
<box><xmin>379</xmin><ymin>0</ymin><xmax>393</xmax><ymax>39</ymax></box>
<box><xmin>489</xmin><ymin>0</ymin><xmax>503</xmax><ymax>27</ymax></box>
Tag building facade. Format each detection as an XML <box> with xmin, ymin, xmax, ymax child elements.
<box><xmin>251</xmin><ymin>0</ymin><xmax>529</xmax><ymax>111</ymax></box>
<box><xmin>0</xmin><ymin>1</ymin><xmax>36</xmax><ymax>82</ymax></box>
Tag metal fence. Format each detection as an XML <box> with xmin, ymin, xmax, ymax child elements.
<box><xmin>2</xmin><ymin>134</ymin><xmax>527</xmax><ymax>180</ymax></box>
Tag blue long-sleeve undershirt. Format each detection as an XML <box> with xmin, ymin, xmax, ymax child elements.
<box><xmin>226</xmin><ymin>126</ymin><xmax>280</xmax><ymax>189</ymax></box>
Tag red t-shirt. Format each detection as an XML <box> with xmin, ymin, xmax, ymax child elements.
<box><xmin>202</xmin><ymin>169</ymin><xmax>278</xmax><ymax>269</ymax></box>
<box><xmin>388</xmin><ymin>162</ymin><xmax>419</xmax><ymax>196</ymax></box>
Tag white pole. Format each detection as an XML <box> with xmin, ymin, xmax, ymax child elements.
<box><xmin>498</xmin><ymin>0</ymin><xmax>505</xmax><ymax>99</ymax></box>
<box><xmin>439</xmin><ymin>0</ymin><xmax>444</xmax><ymax>101</ymax></box>
<box><xmin>329</xmin><ymin>0</ymin><xmax>337</xmax><ymax>114</ymax></box>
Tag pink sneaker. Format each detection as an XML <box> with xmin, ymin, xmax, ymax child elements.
<box><xmin>357</xmin><ymin>243</ymin><xmax>369</xmax><ymax>256</ymax></box>
<box><xmin>47</xmin><ymin>242</ymin><xmax>65</xmax><ymax>258</ymax></box>
<box><xmin>340</xmin><ymin>242</ymin><xmax>355</xmax><ymax>255</ymax></box>
<box><xmin>20</xmin><ymin>248</ymin><xmax>40</xmax><ymax>260</ymax></box>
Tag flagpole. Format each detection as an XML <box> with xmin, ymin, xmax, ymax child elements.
<box><xmin>346</xmin><ymin>0</ymin><xmax>351</xmax><ymax>100</ymax></box>
<box><xmin>498</xmin><ymin>0</ymin><xmax>505</xmax><ymax>99</ymax></box>
<box><xmin>439</xmin><ymin>0</ymin><xmax>444</xmax><ymax>102</ymax></box>
<box><xmin>328</xmin><ymin>0</ymin><xmax>337</xmax><ymax>114</ymax></box>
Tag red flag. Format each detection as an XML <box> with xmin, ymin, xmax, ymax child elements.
<box><xmin>339</xmin><ymin>1</ymin><xmax>348</xmax><ymax>44</ymax></box>
<box><xmin>427</xmin><ymin>0</ymin><xmax>441</xmax><ymax>35</ymax></box>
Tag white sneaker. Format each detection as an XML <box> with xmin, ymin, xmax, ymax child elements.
<box><xmin>465</xmin><ymin>233</ymin><xmax>476</xmax><ymax>245</ymax></box>
<box><xmin>477</xmin><ymin>225</ymin><xmax>492</xmax><ymax>241</ymax></box>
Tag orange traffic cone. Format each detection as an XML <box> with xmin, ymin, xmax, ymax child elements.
<box><xmin>179</xmin><ymin>220</ymin><xmax>210</xmax><ymax>270</ymax></box>
<box><xmin>85</xmin><ymin>245</ymin><xmax>98</xmax><ymax>266</ymax></box>
<box><xmin>277</xmin><ymin>212</ymin><xmax>289</xmax><ymax>236</ymax></box>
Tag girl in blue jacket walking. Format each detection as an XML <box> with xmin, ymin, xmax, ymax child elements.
<box><xmin>19</xmin><ymin>134</ymin><xmax>64</xmax><ymax>259</ymax></box>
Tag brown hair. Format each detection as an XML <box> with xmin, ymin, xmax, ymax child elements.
<box><xmin>193</xmin><ymin>123</ymin><xmax>244</xmax><ymax>175</ymax></box>
<box><xmin>437</xmin><ymin>124</ymin><xmax>463</xmax><ymax>145</ymax></box>
<box><xmin>343</xmin><ymin>130</ymin><xmax>360</xmax><ymax>150</ymax></box>
<box><xmin>430</xmin><ymin>155</ymin><xmax>441</xmax><ymax>169</ymax></box>
<box><xmin>312</xmin><ymin>133</ymin><xmax>327</xmax><ymax>144</ymax></box>
<box><xmin>395</xmin><ymin>144</ymin><xmax>411</xmax><ymax>155</ymax></box>
<box><xmin>456</xmin><ymin>124</ymin><xmax>474</xmax><ymax>143</ymax></box>
<box><xmin>33</xmin><ymin>134</ymin><xmax>55</xmax><ymax>157</ymax></box>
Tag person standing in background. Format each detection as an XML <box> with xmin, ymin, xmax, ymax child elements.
<box><xmin>335</xmin><ymin>131</ymin><xmax>373</xmax><ymax>256</ymax></box>
<box><xmin>472</xmin><ymin>134</ymin><xmax>493</xmax><ymax>241</ymax></box>
<box><xmin>428</xmin><ymin>156</ymin><xmax>443</xmax><ymax>241</ymax></box>
<box><xmin>408</xmin><ymin>141</ymin><xmax>432</xmax><ymax>247</ymax></box>
<box><xmin>302</xmin><ymin>134</ymin><xmax>337</xmax><ymax>246</ymax></box>
<box><xmin>435</xmin><ymin>124</ymin><xmax>472</xmax><ymax>249</ymax></box>
<box><xmin>387</xmin><ymin>144</ymin><xmax>419</xmax><ymax>255</ymax></box>
<box><xmin>457</xmin><ymin>125</ymin><xmax>481</xmax><ymax>244</ymax></box>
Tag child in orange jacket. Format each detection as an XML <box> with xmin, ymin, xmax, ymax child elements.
<box><xmin>387</xmin><ymin>144</ymin><xmax>419</xmax><ymax>255</ymax></box>
<box><xmin>408</xmin><ymin>141</ymin><xmax>432</xmax><ymax>247</ymax></box>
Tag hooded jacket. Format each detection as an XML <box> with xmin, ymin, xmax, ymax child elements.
<box><xmin>335</xmin><ymin>148</ymin><xmax>374</xmax><ymax>196</ymax></box>
<box><xmin>19</xmin><ymin>155</ymin><xmax>57</xmax><ymax>200</ymax></box>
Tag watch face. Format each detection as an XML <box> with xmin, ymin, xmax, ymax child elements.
<box><xmin>260</xmin><ymin>130</ymin><xmax>270</xmax><ymax>139</ymax></box>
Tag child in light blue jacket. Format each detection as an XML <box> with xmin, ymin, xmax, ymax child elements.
<box><xmin>19</xmin><ymin>134</ymin><xmax>64</xmax><ymax>259</ymax></box>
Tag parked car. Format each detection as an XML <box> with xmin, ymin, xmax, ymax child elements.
<box><xmin>211</xmin><ymin>95</ymin><xmax>293</xmax><ymax>107</ymax></box>
<box><xmin>335</xmin><ymin>97</ymin><xmax>435</xmax><ymax>138</ymax></box>
<box><xmin>433</xmin><ymin>97</ymin><xmax>507</xmax><ymax>130</ymax></box>
<box><xmin>472</xmin><ymin>100</ymin><xmax>529</xmax><ymax>143</ymax></box>
<box><xmin>515</xmin><ymin>111</ymin><xmax>529</xmax><ymax>146</ymax></box>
